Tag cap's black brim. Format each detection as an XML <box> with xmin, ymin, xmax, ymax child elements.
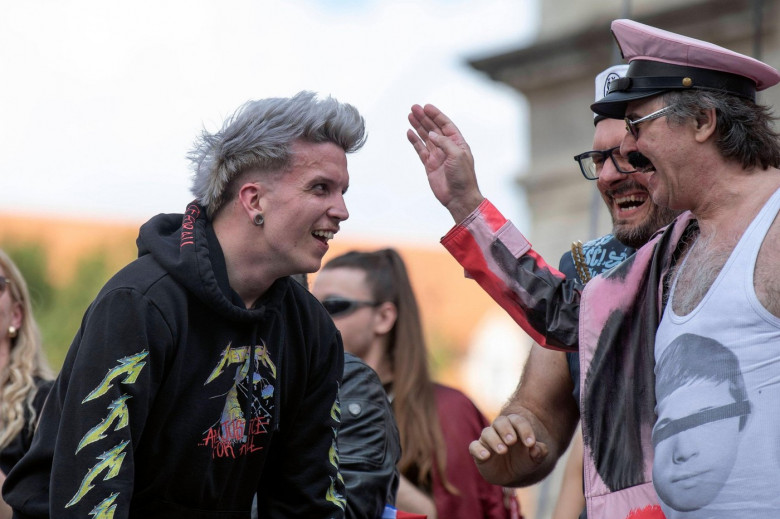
<box><xmin>590</xmin><ymin>89</ymin><xmax>666</xmax><ymax>119</ymax></box>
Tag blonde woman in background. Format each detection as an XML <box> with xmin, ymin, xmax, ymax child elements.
<box><xmin>0</xmin><ymin>250</ymin><xmax>53</xmax><ymax>519</ymax></box>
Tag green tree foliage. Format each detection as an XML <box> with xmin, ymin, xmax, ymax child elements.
<box><xmin>2</xmin><ymin>243</ymin><xmax>55</xmax><ymax>316</ymax></box>
<box><xmin>2</xmin><ymin>242</ymin><xmax>114</xmax><ymax>372</ymax></box>
<box><xmin>39</xmin><ymin>252</ymin><xmax>113</xmax><ymax>371</ymax></box>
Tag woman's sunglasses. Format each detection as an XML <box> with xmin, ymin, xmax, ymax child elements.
<box><xmin>0</xmin><ymin>276</ymin><xmax>10</xmax><ymax>294</ymax></box>
<box><xmin>321</xmin><ymin>297</ymin><xmax>379</xmax><ymax>317</ymax></box>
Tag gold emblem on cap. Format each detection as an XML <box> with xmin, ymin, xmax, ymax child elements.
<box><xmin>682</xmin><ymin>77</ymin><xmax>693</xmax><ymax>87</ymax></box>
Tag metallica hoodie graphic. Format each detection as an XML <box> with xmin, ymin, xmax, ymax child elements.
<box><xmin>4</xmin><ymin>202</ymin><xmax>346</xmax><ymax>519</ymax></box>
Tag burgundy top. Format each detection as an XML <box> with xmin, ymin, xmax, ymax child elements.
<box><xmin>431</xmin><ymin>384</ymin><xmax>514</xmax><ymax>519</ymax></box>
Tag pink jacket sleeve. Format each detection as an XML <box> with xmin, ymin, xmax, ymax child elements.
<box><xmin>441</xmin><ymin>199</ymin><xmax>581</xmax><ymax>352</ymax></box>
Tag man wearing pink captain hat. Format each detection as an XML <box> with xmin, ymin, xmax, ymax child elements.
<box><xmin>588</xmin><ymin>19</ymin><xmax>780</xmax><ymax>518</ymax></box>
<box><xmin>408</xmin><ymin>17</ymin><xmax>780</xmax><ymax>519</ymax></box>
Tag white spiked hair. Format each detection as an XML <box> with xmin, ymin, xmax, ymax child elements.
<box><xmin>188</xmin><ymin>91</ymin><xmax>367</xmax><ymax>217</ymax></box>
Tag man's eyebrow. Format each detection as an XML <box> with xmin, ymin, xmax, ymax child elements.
<box><xmin>308</xmin><ymin>174</ymin><xmax>336</xmax><ymax>186</ymax></box>
<box><xmin>307</xmin><ymin>174</ymin><xmax>348</xmax><ymax>195</ymax></box>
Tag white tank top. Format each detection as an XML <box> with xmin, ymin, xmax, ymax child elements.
<box><xmin>654</xmin><ymin>186</ymin><xmax>780</xmax><ymax>518</ymax></box>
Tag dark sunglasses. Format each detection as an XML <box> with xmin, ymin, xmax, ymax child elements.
<box><xmin>0</xmin><ymin>276</ymin><xmax>10</xmax><ymax>294</ymax></box>
<box><xmin>321</xmin><ymin>297</ymin><xmax>379</xmax><ymax>317</ymax></box>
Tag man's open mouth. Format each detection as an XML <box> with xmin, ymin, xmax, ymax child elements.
<box><xmin>614</xmin><ymin>193</ymin><xmax>648</xmax><ymax>212</ymax></box>
<box><xmin>312</xmin><ymin>230</ymin><xmax>334</xmax><ymax>243</ymax></box>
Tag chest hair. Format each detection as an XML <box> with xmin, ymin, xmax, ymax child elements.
<box><xmin>670</xmin><ymin>217</ymin><xmax>780</xmax><ymax>317</ymax></box>
<box><xmin>755</xmin><ymin>217</ymin><xmax>780</xmax><ymax>317</ymax></box>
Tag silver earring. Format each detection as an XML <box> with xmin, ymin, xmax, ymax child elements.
<box><xmin>253</xmin><ymin>213</ymin><xmax>264</xmax><ymax>226</ymax></box>
<box><xmin>8</xmin><ymin>326</ymin><xmax>17</xmax><ymax>339</ymax></box>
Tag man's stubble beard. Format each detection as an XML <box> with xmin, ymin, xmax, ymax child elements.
<box><xmin>613</xmin><ymin>204</ymin><xmax>681</xmax><ymax>249</ymax></box>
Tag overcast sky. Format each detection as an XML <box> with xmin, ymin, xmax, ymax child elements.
<box><xmin>1</xmin><ymin>0</ymin><xmax>536</xmax><ymax>245</ymax></box>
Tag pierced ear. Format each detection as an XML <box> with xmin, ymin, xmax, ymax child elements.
<box><xmin>694</xmin><ymin>107</ymin><xmax>717</xmax><ymax>143</ymax></box>
<box><xmin>237</xmin><ymin>182</ymin><xmax>264</xmax><ymax>220</ymax></box>
<box><xmin>10</xmin><ymin>301</ymin><xmax>23</xmax><ymax>331</ymax></box>
<box><xmin>373</xmin><ymin>302</ymin><xmax>397</xmax><ymax>335</ymax></box>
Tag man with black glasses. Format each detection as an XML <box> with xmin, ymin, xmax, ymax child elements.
<box><xmin>409</xmin><ymin>18</ymin><xmax>780</xmax><ymax>519</ymax></box>
<box><xmin>428</xmin><ymin>64</ymin><xmax>677</xmax><ymax>519</ymax></box>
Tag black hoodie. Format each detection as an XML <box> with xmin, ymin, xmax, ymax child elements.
<box><xmin>4</xmin><ymin>202</ymin><xmax>346</xmax><ymax>519</ymax></box>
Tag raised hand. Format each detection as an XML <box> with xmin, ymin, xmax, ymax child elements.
<box><xmin>407</xmin><ymin>104</ymin><xmax>485</xmax><ymax>223</ymax></box>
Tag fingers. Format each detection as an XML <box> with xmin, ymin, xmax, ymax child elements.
<box><xmin>407</xmin><ymin>107</ymin><xmax>436</xmax><ymax>162</ymax></box>
<box><xmin>470</xmin><ymin>415</ymin><xmax>521</xmax><ymax>461</ymax></box>
<box><xmin>406</xmin><ymin>122</ymin><xmax>464</xmax><ymax>172</ymax></box>
<box><xmin>422</xmin><ymin>103</ymin><xmax>462</xmax><ymax>138</ymax></box>
<box><xmin>503</xmin><ymin>413</ymin><xmax>549</xmax><ymax>465</ymax></box>
<box><xmin>408</xmin><ymin>103</ymin><xmax>471</xmax><ymax>155</ymax></box>
<box><xmin>406</xmin><ymin>128</ymin><xmax>428</xmax><ymax>162</ymax></box>
<box><xmin>409</xmin><ymin>104</ymin><xmax>447</xmax><ymax>139</ymax></box>
<box><xmin>528</xmin><ymin>440</ymin><xmax>549</xmax><ymax>464</ymax></box>
<box><xmin>426</xmin><ymin>129</ymin><xmax>468</xmax><ymax>163</ymax></box>
<box><xmin>471</xmin><ymin>413</ymin><xmax>544</xmax><ymax>462</ymax></box>
<box><xmin>408</xmin><ymin>107</ymin><xmax>435</xmax><ymax>147</ymax></box>
<box><xmin>497</xmin><ymin>414</ymin><xmax>534</xmax><ymax>447</ymax></box>
<box><xmin>469</xmin><ymin>439</ymin><xmax>492</xmax><ymax>461</ymax></box>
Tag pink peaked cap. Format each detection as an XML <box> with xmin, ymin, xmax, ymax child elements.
<box><xmin>614</xmin><ymin>19</ymin><xmax>780</xmax><ymax>89</ymax></box>
<box><xmin>591</xmin><ymin>19</ymin><xmax>780</xmax><ymax>119</ymax></box>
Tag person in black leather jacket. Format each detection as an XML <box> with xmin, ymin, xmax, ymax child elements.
<box><xmin>267</xmin><ymin>274</ymin><xmax>400</xmax><ymax>519</ymax></box>
<box><xmin>340</xmin><ymin>353</ymin><xmax>401</xmax><ymax>519</ymax></box>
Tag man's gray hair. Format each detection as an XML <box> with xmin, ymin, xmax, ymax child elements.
<box><xmin>189</xmin><ymin>91</ymin><xmax>367</xmax><ymax>217</ymax></box>
<box><xmin>663</xmin><ymin>89</ymin><xmax>780</xmax><ymax>170</ymax></box>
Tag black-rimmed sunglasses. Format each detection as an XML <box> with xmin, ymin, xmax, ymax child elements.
<box><xmin>0</xmin><ymin>276</ymin><xmax>10</xmax><ymax>294</ymax></box>
<box><xmin>321</xmin><ymin>297</ymin><xmax>379</xmax><ymax>317</ymax></box>
<box><xmin>573</xmin><ymin>146</ymin><xmax>637</xmax><ymax>180</ymax></box>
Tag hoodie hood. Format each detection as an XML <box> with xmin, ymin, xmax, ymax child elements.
<box><xmin>137</xmin><ymin>201</ymin><xmax>290</xmax><ymax>433</ymax></box>
<box><xmin>136</xmin><ymin>201</ymin><xmax>289</xmax><ymax>323</ymax></box>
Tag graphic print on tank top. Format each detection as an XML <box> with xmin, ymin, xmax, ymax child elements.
<box><xmin>654</xmin><ymin>187</ymin><xmax>780</xmax><ymax>518</ymax></box>
<box><xmin>652</xmin><ymin>334</ymin><xmax>751</xmax><ymax>513</ymax></box>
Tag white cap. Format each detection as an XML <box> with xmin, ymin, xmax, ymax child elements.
<box><xmin>594</xmin><ymin>64</ymin><xmax>629</xmax><ymax>123</ymax></box>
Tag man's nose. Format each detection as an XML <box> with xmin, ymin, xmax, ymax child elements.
<box><xmin>597</xmin><ymin>154</ymin><xmax>625</xmax><ymax>187</ymax></box>
<box><xmin>620</xmin><ymin>130</ymin><xmax>638</xmax><ymax>159</ymax></box>
<box><xmin>330</xmin><ymin>194</ymin><xmax>349</xmax><ymax>221</ymax></box>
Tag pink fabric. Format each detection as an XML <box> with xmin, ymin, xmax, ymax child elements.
<box><xmin>441</xmin><ymin>199</ymin><xmax>570</xmax><ymax>350</ymax></box>
<box><xmin>443</xmin><ymin>199</ymin><xmax>695</xmax><ymax>516</ymax></box>
<box><xmin>586</xmin><ymin>483</ymin><xmax>663</xmax><ymax>519</ymax></box>
<box><xmin>578</xmin><ymin>212</ymin><xmax>695</xmax><ymax>519</ymax></box>
<box><xmin>611</xmin><ymin>19</ymin><xmax>780</xmax><ymax>90</ymax></box>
